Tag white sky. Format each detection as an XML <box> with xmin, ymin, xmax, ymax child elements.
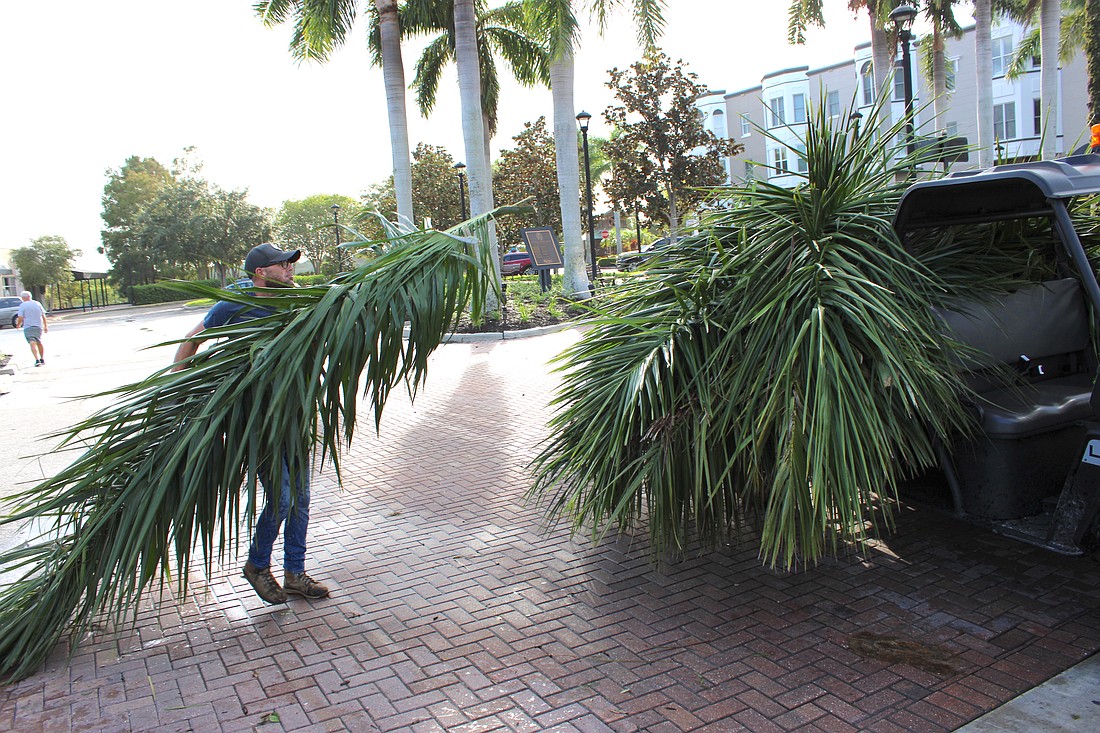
<box><xmin>1</xmin><ymin>0</ymin><xmax>968</xmax><ymax>271</ymax></box>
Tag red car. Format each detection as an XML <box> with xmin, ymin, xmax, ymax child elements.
<box><xmin>501</xmin><ymin>252</ymin><xmax>534</xmax><ymax>276</ymax></box>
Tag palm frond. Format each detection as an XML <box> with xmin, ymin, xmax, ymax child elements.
<box><xmin>528</xmin><ymin>94</ymin><xmax>978</xmax><ymax>568</ymax></box>
<box><xmin>0</xmin><ymin>214</ymin><xmax>499</xmax><ymax>681</ymax></box>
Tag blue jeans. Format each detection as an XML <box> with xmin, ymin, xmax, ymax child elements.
<box><xmin>248</xmin><ymin>458</ymin><xmax>310</xmax><ymax>575</ymax></box>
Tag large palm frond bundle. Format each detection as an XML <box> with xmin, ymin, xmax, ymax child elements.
<box><xmin>0</xmin><ymin>216</ymin><xmax>500</xmax><ymax>681</ymax></box>
<box><xmin>529</xmin><ymin>99</ymin><xmax>981</xmax><ymax>569</ymax></box>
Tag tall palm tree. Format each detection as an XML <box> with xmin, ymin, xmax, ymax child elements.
<box><xmin>919</xmin><ymin>0</ymin><xmax>966</xmax><ymax>129</ymax></box>
<box><xmin>976</xmin><ymin>0</ymin><xmax>996</xmax><ymax>166</ymax></box>
<box><xmin>524</xmin><ymin>0</ymin><xmax>667</xmax><ymax>299</ymax></box>
<box><xmin>1006</xmin><ymin>1</ymin><xmax>1071</xmax><ymax>157</ymax></box>
<box><xmin>789</xmin><ymin>1</ymin><xmax>896</xmax><ymax>127</ymax></box>
<box><xmin>1088</xmin><ymin>0</ymin><xmax>1100</xmax><ymax>123</ymax></box>
<box><xmin>0</xmin><ymin>215</ymin><xmax>500</xmax><ymax>681</ymax></box>
<box><xmin>397</xmin><ymin>0</ymin><xmax>550</xmax><ymax>174</ymax></box>
<box><xmin>256</xmin><ymin>0</ymin><xmax>415</xmax><ymax>223</ymax></box>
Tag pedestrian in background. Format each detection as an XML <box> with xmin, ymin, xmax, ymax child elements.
<box><xmin>15</xmin><ymin>291</ymin><xmax>48</xmax><ymax>367</ymax></box>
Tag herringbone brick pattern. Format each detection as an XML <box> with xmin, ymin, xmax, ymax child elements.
<box><xmin>2</xmin><ymin>330</ymin><xmax>1099</xmax><ymax>732</ymax></box>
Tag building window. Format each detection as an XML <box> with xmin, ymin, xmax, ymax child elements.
<box><xmin>992</xmin><ymin>36</ymin><xmax>1013</xmax><ymax>77</ymax></box>
<box><xmin>1033</xmin><ymin>98</ymin><xmax>1042</xmax><ymax>136</ymax></box>
<box><xmin>826</xmin><ymin>90</ymin><xmax>840</xmax><ymax>118</ymax></box>
<box><xmin>743</xmin><ymin>160</ymin><xmax>755</xmax><ymax>179</ymax></box>
<box><xmin>945</xmin><ymin>121</ymin><xmax>958</xmax><ymax>137</ymax></box>
<box><xmin>994</xmin><ymin>102</ymin><xmax>1017</xmax><ymax>140</ymax></box>
<box><xmin>860</xmin><ymin>61</ymin><xmax>875</xmax><ymax>105</ymax></box>
<box><xmin>893</xmin><ymin>62</ymin><xmax>906</xmax><ymax>101</ymax></box>
<box><xmin>795</xmin><ymin>145</ymin><xmax>808</xmax><ymax>173</ymax></box>
<box><xmin>946</xmin><ymin>58</ymin><xmax>957</xmax><ymax>92</ymax></box>
<box><xmin>740</xmin><ymin>114</ymin><xmax>751</xmax><ymax>136</ymax></box>
<box><xmin>771</xmin><ymin>147</ymin><xmax>789</xmax><ymax>175</ymax></box>
<box><xmin>768</xmin><ymin>97</ymin><xmax>785</xmax><ymax>128</ymax></box>
<box><xmin>792</xmin><ymin>93</ymin><xmax>807</xmax><ymax>124</ymax></box>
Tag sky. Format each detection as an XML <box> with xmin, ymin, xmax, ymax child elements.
<box><xmin>1</xmin><ymin>1</ymin><xmax>964</xmax><ymax>272</ymax></box>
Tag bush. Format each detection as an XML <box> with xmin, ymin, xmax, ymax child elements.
<box><xmin>294</xmin><ymin>274</ymin><xmax>329</xmax><ymax>287</ymax></box>
<box><xmin>131</xmin><ymin>280</ymin><xmax>218</xmax><ymax>306</ymax></box>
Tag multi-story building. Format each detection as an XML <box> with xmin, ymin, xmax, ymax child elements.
<box><xmin>700</xmin><ymin>18</ymin><xmax>1089</xmax><ymax>185</ymax></box>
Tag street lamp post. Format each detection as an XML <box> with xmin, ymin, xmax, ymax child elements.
<box><xmin>849</xmin><ymin>110</ymin><xmax>863</xmax><ymax>137</ymax></box>
<box><xmin>576</xmin><ymin>110</ymin><xmax>598</xmax><ymax>288</ymax></box>
<box><xmin>331</xmin><ymin>203</ymin><xmax>342</xmax><ymax>272</ymax></box>
<box><xmin>453</xmin><ymin>162</ymin><xmax>468</xmax><ymax>221</ymax></box>
<box><xmin>890</xmin><ymin>4</ymin><xmax>918</xmax><ymax>156</ymax></box>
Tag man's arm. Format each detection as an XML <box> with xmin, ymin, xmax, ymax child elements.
<box><xmin>40</xmin><ymin>312</ymin><xmax>47</xmax><ymax>333</ymax></box>
<box><xmin>171</xmin><ymin>320</ymin><xmax>207</xmax><ymax>372</ymax></box>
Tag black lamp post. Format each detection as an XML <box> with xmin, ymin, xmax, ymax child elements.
<box><xmin>331</xmin><ymin>203</ymin><xmax>342</xmax><ymax>272</ymax></box>
<box><xmin>849</xmin><ymin>110</ymin><xmax>863</xmax><ymax>136</ymax></box>
<box><xmin>576</xmin><ymin>110</ymin><xmax>598</xmax><ymax>287</ymax></box>
<box><xmin>890</xmin><ymin>4</ymin><xmax>918</xmax><ymax>156</ymax></box>
<box><xmin>453</xmin><ymin>162</ymin><xmax>468</xmax><ymax>221</ymax></box>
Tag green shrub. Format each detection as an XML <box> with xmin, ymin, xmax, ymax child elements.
<box><xmin>294</xmin><ymin>274</ymin><xmax>329</xmax><ymax>287</ymax></box>
<box><xmin>131</xmin><ymin>280</ymin><xmax>219</xmax><ymax>306</ymax></box>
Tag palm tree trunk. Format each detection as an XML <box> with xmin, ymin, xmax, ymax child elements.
<box><xmin>975</xmin><ymin>0</ymin><xmax>995</xmax><ymax>167</ymax></box>
<box><xmin>933</xmin><ymin>24</ymin><xmax>948</xmax><ymax>127</ymax></box>
<box><xmin>1040</xmin><ymin>0</ymin><xmax>1062</xmax><ymax>157</ymax></box>
<box><xmin>375</xmin><ymin>0</ymin><xmax>414</xmax><ymax>223</ymax></box>
<box><xmin>550</xmin><ymin>52</ymin><xmax>591</xmax><ymax>298</ymax></box>
<box><xmin>455</xmin><ymin>0</ymin><xmax>501</xmax><ymax>303</ymax></box>
<box><xmin>869</xmin><ymin>6</ymin><xmax>893</xmax><ymax>138</ymax></box>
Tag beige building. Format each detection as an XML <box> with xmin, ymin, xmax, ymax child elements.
<box><xmin>701</xmin><ymin>18</ymin><xmax>1089</xmax><ymax>185</ymax></box>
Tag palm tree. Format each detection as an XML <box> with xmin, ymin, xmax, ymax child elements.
<box><xmin>919</xmin><ymin>0</ymin><xmax>966</xmax><ymax>129</ymax></box>
<box><xmin>0</xmin><ymin>215</ymin><xmax>500</xmax><ymax>681</ymax></box>
<box><xmin>1088</xmin><ymin>0</ymin><xmax>1100</xmax><ymax>123</ymax></box>
<box><xmin>1006</xmin><ymin>1</ymin><xmax>1073</xmax><ymax>157</ymax></box>
<box><xmin>396</xmin><ymin>0</ymin><xmax>550</xmax><ymax>176</ymax></box>
<box><xmin>255</xmin><ymin>0</ymin><xmax>415</xmax><ymax>224</ymax></box>
<box><xmin>788</xmin><ymin>1</ymin><xmax>897</xmax><ymax>130</ymax></box>
<box><xmin>976</xmin><ymin>0</ymin><xmax>996</xmax><ymax>167</ymax></box>
<box><xmin>524</xmin><ymin>0</ymin><xmax>667</xmax><ymax>299</ymax></box>
<box><xmin>528</xmin><ymin>97</ymin><xmax>981</xmax><ymax>569</ymax></box>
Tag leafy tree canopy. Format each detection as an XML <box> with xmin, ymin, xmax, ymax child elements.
<box><xmin>9</xmin><ymin>235</ymin><xmax>80</xmax><ymax>292</ymax></box>
<box><xmin>101</xmin><ymin>149</ymin><xmax>272</xmax><ymax>291</ymax></box>
<box><xmin>275</xmin><ymin>195</ymin><xmax>362</xmax><ymax>278</ymax></box>
<box><xmin>360</xmin><ymin>143</ymin><xmax>465</xmax><ymax>235</ymax></box>
<box><xmin>602</xmin><ymin>51</ymin><xmax>742</xmax><ymax>234</ymax></box>
<box><xmin>493</xmin><ymin>116</ymin><xmax>562</xmax><ymax>248</ymax></box>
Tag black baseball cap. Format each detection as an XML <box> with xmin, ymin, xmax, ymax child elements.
<box><xmin>244</xmin><ymin>243</ymin><xmax>301</xmax><ymax>274</ymax></box>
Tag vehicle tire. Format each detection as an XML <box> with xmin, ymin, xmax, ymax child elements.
<box><xmin>10</xmin><ymin>315</ymin><xmax>17</xmax><ymax>329</ymax></box>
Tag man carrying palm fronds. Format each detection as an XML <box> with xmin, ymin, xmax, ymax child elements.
<box><xmin>173</xmin><ymin>243</ymin><xmax>329</xmax><ymax>604</ymax></box>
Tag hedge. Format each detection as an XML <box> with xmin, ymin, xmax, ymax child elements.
<box><xmin>131</xmin><ymin>280</ymin><xmax>219</xmax><ymax>306</ymax></box>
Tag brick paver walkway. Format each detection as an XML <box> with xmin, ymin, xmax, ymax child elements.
<box><xmin>2</xmin><ymin>329</ymin><xmax>1099</xmax><ymax>732</ymax></box>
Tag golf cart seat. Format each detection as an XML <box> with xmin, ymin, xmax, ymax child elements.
<box><xmin>934</xmin><ymin>278</ymin><xmax>1095</xmax><ymax>518</ymax></box>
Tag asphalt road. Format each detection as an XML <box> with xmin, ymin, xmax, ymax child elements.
<box><xmin>0</xmin><ymin>302</ymin><xmax>205</xmax><ymax>555</ymax></box>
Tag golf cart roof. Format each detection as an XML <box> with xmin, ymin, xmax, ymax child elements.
<box><xmin>894</xmin><ymin>154</ymin><xmax>1100</xmax><ymax>233</ymax></box>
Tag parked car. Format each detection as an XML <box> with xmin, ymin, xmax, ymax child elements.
<box><xmin>0</xmin><ymin>296</ymin><xmax>22</xmax><ymax>328</ymax></box>
<box><xmin>501</xmin><ymin>251</ymin><xmax>534</xmax><ymax>276</ymax></box>
<box><xmin>616</xmin><ymin>236</ymin><xmax>685</xmax><ymax>271</ymax></box>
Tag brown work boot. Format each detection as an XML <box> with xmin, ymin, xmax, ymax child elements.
<box><xmin>284</xmin><ymin>571</ymin><xmax>329</xmax><ymax>599</ymax></box>
<box><xmin>243</xmin><ymin>561</ymin><xmax>287</xmax><ymax>604</ymax></box>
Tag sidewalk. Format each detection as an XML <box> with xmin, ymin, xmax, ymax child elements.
<box><xmin>1</xmin><ymin>328</ymin><xmax>1099</xmax><ymax>732</ymax></box>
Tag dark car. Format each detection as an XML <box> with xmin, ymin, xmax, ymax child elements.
<box><xmin>501</xmin><ymin>251</ymin><xmax>534</xmax><ymax>276</ymax></box>
<box><xmin>0</xmin><ymin>296</ymin><xmax>22</xmax><ymax>328</ymax></box>
<box><xmin>616</xmin><ymin>236</ymin><xmax>685</xmax><ymax>271</ymax></box>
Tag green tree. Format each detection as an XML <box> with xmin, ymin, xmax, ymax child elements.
<box><xmin>602</xmin><ymin>52</ymin><xmax>742</xmax><ymax>236</ymax></box>
<box><xmin>359</xmin><ymin>143</ymin><xmax>465</xmax><ymax>235</ymax></box>
<box><xmin>9</xmin><ymin>236</ymin><xmax>79</xmax><ymax>297</ymax></box>
<box><xmin>1088</xmin><ymin>0</ymin><xmax>1100</xmax><ymax>123</ymax></box>
<box><xmin>100</xmin><ymin>156</ymin><xmax>174</xmax><ymax>293</ymax></box>
<box><xmin>275</xmin><ymin>194</ymin><xmax>360</xmax><ymax>278</ymax></box>
<box><xmin>493</xmin><ymin>117</ymin><xmax>562</xmax><ymax>247</ymax></box>
<box><xmin>134</xmin><ymin>157</ymin><xmax>272</xmax><ymax>284</ymax></box>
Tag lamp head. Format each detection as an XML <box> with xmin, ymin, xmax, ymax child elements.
<box><xmin>453</xmin><ymin>162</ymin><xmax>466</xmax><ymax>172</ymax></box>
<box><xmin>890</xmin><ymin>4</ymin><xmax>917</xmax><ymax>35</ymax></box>
<box><xmin>576</xmin><ymin>110</ymin><xmax>592</xmax><ymax>131</ymax></box>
